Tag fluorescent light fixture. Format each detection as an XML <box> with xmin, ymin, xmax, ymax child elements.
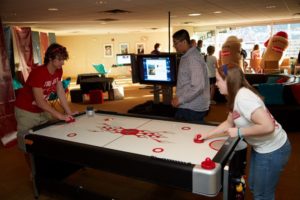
<box><xmin>266</xmin><ymin>5</ymin><xmax>276</xmax><ymax>9</ymax></box>
<box><xmin>96</xmin><ymin>0</ymin><xmax>107</xmax><ymax>5</ymax></box>
<box><xmin>213</xmin><ymin>11</ymin><xmax>222</xmax><ymax>14</ymax></box>
<box><xmin>48</xmin><ymin>8</ymin><xmax>59</xmax><ymax>11</ymax></box>
<box><xmin>188</xmin><ymin>13</ymin><xmax>201</xmax><ymax>17</ymax></box>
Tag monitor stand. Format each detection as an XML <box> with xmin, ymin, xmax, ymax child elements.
<box><xmin>153</xmin><ymin>84</ymin><xmax>173</xmax><ymax>105</ymax></box>
<box><xmin>128</xmin><ymin>84</ymin><xmax>175</xmax><ymax>117</ymax></box>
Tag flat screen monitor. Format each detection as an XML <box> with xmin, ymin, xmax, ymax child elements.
<box><xmin>116</xmin><ymin>54</ymin><xmax>133</xmax><ymax>66</ymax></box>
<box><xmin>137</xmin><ymin>54</ymin><xmax>177</xmax><ymax>86</ymax></box>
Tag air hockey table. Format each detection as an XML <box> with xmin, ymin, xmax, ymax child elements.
<box><xmin>17</xmin><ymin>110</ymin><xmax>246</xmax><ymax>199</ymax></box>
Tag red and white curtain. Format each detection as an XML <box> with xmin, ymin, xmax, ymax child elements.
<box><xmin>0</xmin><ymin>20</ymin><xmax>17</xmax><ymax>147</ymax></box>
<box><xmin>12</xmin><ymin>26</ymin><xmax>34</xmax><ymax>82</ymax></box>
<box><xmin>40</xmin><ymin>32</ymin><xmax>49</xmax><ymax>64</ymax></box>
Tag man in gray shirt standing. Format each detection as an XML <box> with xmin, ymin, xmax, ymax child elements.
<box><xmin>171</xmin><ymin>29</ymin><xmax>210</xmax><ymax>123</ymax></box>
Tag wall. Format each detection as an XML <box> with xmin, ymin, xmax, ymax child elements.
<box><xmin>56</xmin><ymin>31</ymin><xmax>173</xmax><ymax>78</ymax></box>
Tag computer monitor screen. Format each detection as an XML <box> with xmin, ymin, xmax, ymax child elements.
<box><xmin>116</xmin><ymin>54</ymin><xmax>132</xmax><ymax>66</ymax></box>
<box><xmin>137</xmin><ymin>54</ymin><xmax>177</xmax><ymax>86</ymax></box>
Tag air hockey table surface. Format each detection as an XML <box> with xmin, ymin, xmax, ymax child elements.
<box><xmin>18</xmin><ymin>110</ymin><xmax>241</xmax><ymax>198</ymax></box>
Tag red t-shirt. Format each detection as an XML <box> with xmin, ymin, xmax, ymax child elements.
<box><xmin>15</xmin><ymin>65</ymin><xmax>63</xmax><ymax>113</ymax></box>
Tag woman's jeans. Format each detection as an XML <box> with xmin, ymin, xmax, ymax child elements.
<box><xmin>248</xmin><ymin>139</ymin><xmax>291</xmax><ymax>200</ymax></box>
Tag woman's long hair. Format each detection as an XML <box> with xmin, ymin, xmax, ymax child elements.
<box><xmin>217</xmin><ymin>65</ymin><xmax>261</xmax><ymax>111</ymax></box>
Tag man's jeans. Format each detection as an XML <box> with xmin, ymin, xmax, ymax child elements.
<box><xmin>175</xmin><ymin>108</ymin><xmax>208</xmax><ymax>124</ymax></box>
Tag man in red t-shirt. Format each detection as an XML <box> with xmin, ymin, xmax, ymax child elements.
<box><xmin>15</xmin><ymin>43</ymin><xmax>77</xmax><ymax>131</ymax></box>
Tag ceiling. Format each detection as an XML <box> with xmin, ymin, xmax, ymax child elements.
<box><xmin>1</xmin><ymin>0</ymin><xmax>300</xmax><ymax>36</ymax></box>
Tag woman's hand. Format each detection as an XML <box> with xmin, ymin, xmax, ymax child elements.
<box><xmin>198</xmin><ymin>132</ymin><xmax>210</xmax><ymax>140</ymax></box>
<box><xmin>198</xmin><ymin>131</ymin><xmax>229</xmax><ymax>141</ymax></box>
<box><xmin>226</xmin><ymin>127</ymin><xmax>238</xmax><ymax>138</ymax></box>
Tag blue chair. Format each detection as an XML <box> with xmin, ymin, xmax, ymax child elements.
<box><xmin>12</xmin><ymin>78</ymin><xmax>23</xmax><ymax>90</ymax></box>
<box><xmin>92</xmin><ymin>64</ymin><xmax>110</xmax><ymax>77</ymax></box>
<box><xmin>48</xmin><ymin>77</ymin><xmax>71</xmax><ymax>107</ymax></box>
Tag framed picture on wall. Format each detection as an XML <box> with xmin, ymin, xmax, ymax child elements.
<box><xmin>136</xmin><ymin>43</ymin><xmax>145</xmax><ymax>54</ymax></box>
<box><xmin>104</xmin><ymin>44</ymin><xmax>113</xmax><ymax>57</ymax></box>
<box><xmin>119</xmin><ymin>43</ymin><xmax>129</xmax><ymax>54</ymax></box>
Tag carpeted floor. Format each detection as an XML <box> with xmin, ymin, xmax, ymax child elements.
<box><xmin>0</xmin><ymin>84</ymin><xmax>299</xmax><ymax>200</ymax></box>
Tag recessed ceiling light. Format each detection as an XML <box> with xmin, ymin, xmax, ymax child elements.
<box><xmin>213</xmin><ymin>11</ymin><xmax>222</xmax><ymax>14</ymax></box>
<box><xmin>188</xmin><ymin>13</ymin><xmax>201</xmax><ymax>17</ymax></box>
<box><xmin>48</xmin><ymin>8</ymin><xmax>59</xmax><ymax>11</ymax></box>
<box><xmin>96</xmin><ymin>0</ymin><xmax>107</xmax><ymax>5</ymax></box>
<box><xmin>266</xmin><ymin>5</ymin><xmax>276</xmax><ymax>9</ymax></box>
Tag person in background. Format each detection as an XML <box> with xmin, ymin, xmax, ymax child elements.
<box><xmin>197</xmin><ymin>39</ymin><xmax>203</xmax><ymax>53</ymax></box>
<box><xmin>15</xmin><ymin>43</ymin><xmax>78</xmax><ymax>132</ymax></box>
<box><xmin>204</xmin><ymin>45</ymin><xmax>218</xmax><ymax>104</ymax></box>
<box><xmin>295</xmin><ymin>50</ymin><xmax>300</xmax><ymax>67</ymax></box>
<box><xmin>171</xmin><ymin>29</ymin><xmax>210</xmax><ymax>123</ymax></box>
<box><xmin>294</xmin><ymin>50</ymin><xmax>300</xmax><ymax>75</ymax></box>
<box><xmin>190</xmin><ymin>39</ymin><xmax>197</xmax><ymax>47</ymax></box>
<box><xmin>200</xmin><ymin>65</ymin><xmax>291</xmax><ymax>200</ymax></box>
<box><xmin>240</xmin><ymin>48</ymin><xmax>248</xmax><ymax>72</ymax></box>
<box><xmin>241</xmin><ymin>48</ymin><xmax>247</xmax><ymax>60</ymax></box>
<box><xmin>151</xmin><ymin>43</ymin><xmax>161</xmax><ymax>55</ymax></box>
<box><xmin>250</xmin><ymin>44</ymin><xmax>262</xmax><ymax>73</ymax></box>
<box><xmin>251</xmin><ymin>44</ymin><xmax>260</xmax><ymax>60</ymax></box>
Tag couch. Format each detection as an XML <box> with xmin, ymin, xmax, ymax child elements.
<box><xmin>245</xmin><ymin>73</ymin><xmax>300</xmax><ymax>131</ymax></box>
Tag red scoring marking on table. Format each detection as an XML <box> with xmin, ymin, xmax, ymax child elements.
<box><xmin>152</xmin><ymin>147</ymin><xmax>164</xmax><ymax>153</ymax></box>
<box><xmin>104</xmin><ymin>118</ymin><xmax>114</xmax><ymax>122</ymax></box>
<box><xmin>67</xmin><ymin>133</ymin><xmax>77</xmax><ymax>137</ymax></box>
<box><xmin>209</xmin><ymin>139</ymin><xmax>226</xmax><ymax>151</ymax></box>
<box><xmin>100</xmin><ymin>117</ymin><xmax>172</xmax><ymax>143</ymax></box>
<box><xmin>121</xmin><ymin>129</ymin><xmax>139</xmax><ymax>135</ymax></box>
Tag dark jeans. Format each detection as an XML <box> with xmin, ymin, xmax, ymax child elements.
<box><xmin>175</xmin><ymin>108</ymin><xmax>208</xmax><ymax>124</ymax></box>
<box><xmin>248</xmin><ymin>139</ymin><xmax>291</xmax><ymax>200</ymax></box>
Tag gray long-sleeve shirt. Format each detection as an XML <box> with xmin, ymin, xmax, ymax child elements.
<box><xmin>176</xmin><ymin>47</ymin><xmax>210</xmax><ymax>112</ymax></box>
